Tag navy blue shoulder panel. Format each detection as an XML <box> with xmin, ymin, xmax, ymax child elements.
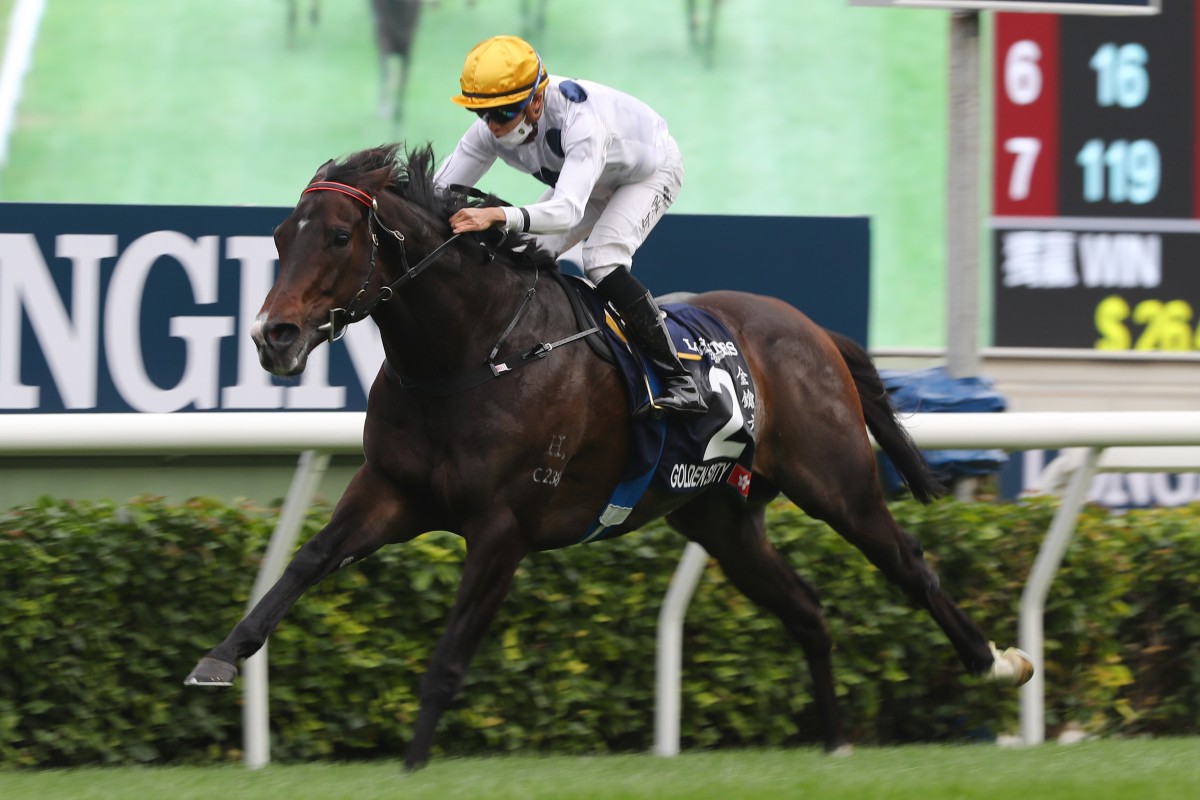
<box><xmin>559</xmin><ymin>80</ymin><xmax>588</xmax><ymax>103</ymax></box>
<box><xmin>543</xmin><ymin>81</ymin><xmax>585</xmax><ymax>162</ymax></box>
<box><xmin>545</xmin><ymin>128</ymin><xmax>564</xmax><ymax>158</ymax></box>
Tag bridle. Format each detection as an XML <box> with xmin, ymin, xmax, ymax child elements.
<box><xmin>302</xmin><ymin>180</ymin><xmax>466</xmax><ymax>342</ymax></box>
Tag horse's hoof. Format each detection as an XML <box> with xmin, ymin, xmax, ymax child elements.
<box><xmin>830</xmin><ymin>744</ymin><xmax>854</xmax><ymax>758</ymax></box>
<box><xmin>183</xmin><ymin>656</ymin><xmax>238</xmax><ymax>687</ymax></box>
<box><xmin>987</xmin><ymin>642</ymin><xmax>1034</xmax><ymax>687</ymax></box>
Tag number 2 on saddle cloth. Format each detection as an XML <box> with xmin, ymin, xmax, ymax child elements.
<box><xmin>567</xmin><ymin>277</ymin><xmax>758</xmax><ymax>544</ymax></box>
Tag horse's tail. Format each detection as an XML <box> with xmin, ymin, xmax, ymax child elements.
<box><xmin>827</xmin><ymin>330</ymin><xmax>947</xmax><ymax>504</ymax></box>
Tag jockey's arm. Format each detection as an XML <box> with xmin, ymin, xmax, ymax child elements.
<box><xmin>498</xmin><ymin>129</ymin><xmax>606</xmax><ymax>235</ymax></box>
<box><xmin>433</xmin><ymin>124</ymin><xmax>497</xmax><ymax>194</ymax></box>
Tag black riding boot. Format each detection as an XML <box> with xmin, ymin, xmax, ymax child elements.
<box><xmin>596</xmin><ymin>268</ymin><xmax>708</xmax><ymax>420</ymax></box>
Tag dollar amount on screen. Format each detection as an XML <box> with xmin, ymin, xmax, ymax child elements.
<box><xmin>1094</xmin><ymin>295</ymin><xmax>1200</xmax><ymax>351</ymax></box>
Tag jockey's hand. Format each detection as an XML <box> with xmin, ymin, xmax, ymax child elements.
<box><xmin>450</xmin><ymin>207</ymin><xmax>507</xmax><ymax>234</ymax></box>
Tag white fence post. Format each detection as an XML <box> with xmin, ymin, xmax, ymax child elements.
<box><xmin>1019</xmin><ymin>446</ymin><xmax>1101</xmax><ymax>745</ymax></box>
<box><xmin>243</xmin><ymin>449</ymin><xmax>331</xmax><ymax>769</ymax></box>
<box><xmin>654</xmin><ymin>542</ymin><xmax>709</xmax><ymax>756</ymax></box>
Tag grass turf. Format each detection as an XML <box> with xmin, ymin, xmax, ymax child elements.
<box><xmin>1</xmin><ymin>740</ymin><xmax>1197</xmax><ymax>800</ymax></box>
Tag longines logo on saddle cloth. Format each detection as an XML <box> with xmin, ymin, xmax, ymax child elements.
<box><xmin>561</xmin><ymin>275</ymin><xmax>758</xmax><ymax>544</ymax></box>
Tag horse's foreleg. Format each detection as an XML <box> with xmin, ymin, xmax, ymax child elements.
<box><xmin>669</xmin><ymin>499</ymin><xmax>849</xmax><ymax>753</ymax></box>
<box><xmin>184</xmin><ymin>465</ymin><xmax>418</xmax><ymax>686</ymax></box>
<box><xmin>404</xmin><ymin>517</ymin><xmax>527</xmax><ymax>771</ymax></box>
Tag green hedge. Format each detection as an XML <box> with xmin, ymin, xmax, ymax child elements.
<box><xmin>2</xmin><ymin>495</ymin><xmax>1198</xmax><ymax>767</ymax></box>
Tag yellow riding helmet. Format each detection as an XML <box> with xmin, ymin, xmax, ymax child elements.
<box><xmin>451</xmin><ymin>35</ymin><xmax>550</xmax><ymax>110</ymax></box>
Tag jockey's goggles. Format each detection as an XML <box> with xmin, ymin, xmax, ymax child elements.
<box><xmin>474</xmin><ymin>102</ymin><xmax>527</xmax><ymax>124</ymax></box>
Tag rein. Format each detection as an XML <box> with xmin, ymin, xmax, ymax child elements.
<box><xmin>385</xmin><ymin>268</ymin><xmax>602</xmax><ymax>395</ymax></box>
<box><xmin>301</xmin><ymin>179</ymin><xmax>600</xmax><ymax>394</ymax></box>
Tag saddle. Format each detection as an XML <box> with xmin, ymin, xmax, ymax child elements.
<box><xmin>549</xmin><ymin>272</ymin><xmax>758</xmax><ymax>543</ymax></box>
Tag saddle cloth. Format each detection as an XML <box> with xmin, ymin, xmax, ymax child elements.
<box><xmin>560</xmin><ymin>275</ymin><xmax>758</xmax><ymax>544</ymax></box>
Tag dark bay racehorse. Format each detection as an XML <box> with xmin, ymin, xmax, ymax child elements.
<box><xmin>185</xmin><ymin>143</ymin><xmax>1032</xmax><ymax>769</ymax></box>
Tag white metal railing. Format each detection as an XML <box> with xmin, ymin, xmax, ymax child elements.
<box><xmin>0</xmin><ymin>412</ymin><xmax>365</xmax><ymax>455</ymax></box>
<box><xmin>5</xmin><ymin>411</ymin><xmax>1200</xmax><ymax>760</ymax></box>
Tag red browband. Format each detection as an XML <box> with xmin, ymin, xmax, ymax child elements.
<box><xmin>303</xmin><ymin>181</ymin><xmax>373</xmax><ymax>207</ymax></box>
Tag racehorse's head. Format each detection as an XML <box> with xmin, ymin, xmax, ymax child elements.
<box><xmin>252</xmin><ymin>144</ymin><xmax>445</xmax><ymax>376</ymax></box>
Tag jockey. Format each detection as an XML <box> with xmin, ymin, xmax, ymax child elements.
<box><xmin>433</xmin><ymin>34</ymin><xmax>707</xmax><ymax>420</ymax></box>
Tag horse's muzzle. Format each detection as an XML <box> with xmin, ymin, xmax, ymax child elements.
<box><xmin>250</xmin><ymin>317</ymin><xmax>310</xmax><ymax>376</ymax></box>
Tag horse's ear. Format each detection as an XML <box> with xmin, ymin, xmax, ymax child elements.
<box><xmin>309</xmin><ymin>159</ymin><xmax>337</xmax><ymax>184</ymax></box>
<box><xmin>362</xmin><ymin>165</ymin><xmax>394</xmax><ymax>195</ymax></box>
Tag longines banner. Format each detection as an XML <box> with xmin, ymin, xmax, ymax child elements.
<box><xmin>0</xmin><ymin>203</ymin><xmax>868</xmax><ymax>414</ymax></box>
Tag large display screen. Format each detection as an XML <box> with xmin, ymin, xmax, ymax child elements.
<box><xmin>991</xmin><ymin>3</ymin><xmax>1199</xmax><ymax>351</ymax></box>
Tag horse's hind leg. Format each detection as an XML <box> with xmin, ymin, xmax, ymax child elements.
<box><xmin>771</xmin><ymin>440</ymin><xmax>1029</xmax><ymax>684</ymax></box>
<box><xmin>184</xmin><ymin>464</ymin><xmax>422</xmax><ymax>686</ymax></box>
<box><xmin>668</xmin><ymin>496</ymin><xmax>849</xmax><ymax>753</ymax></box>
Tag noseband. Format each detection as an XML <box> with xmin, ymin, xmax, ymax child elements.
<box><xmin>302</xmin><ymin>180</ymin><xmax>465</xmax><ymax>342</ymax></box>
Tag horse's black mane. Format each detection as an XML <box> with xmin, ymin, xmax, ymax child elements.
<box><xmin>322</xmin><ymin>143</ymin><xmax>559</xmax><ymax>272</ymax></box>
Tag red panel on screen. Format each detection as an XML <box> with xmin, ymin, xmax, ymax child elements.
<box><xmin>993</xmin><ymin>13</ymin><xmax>1059</xmax><ymax>218</ymax></box>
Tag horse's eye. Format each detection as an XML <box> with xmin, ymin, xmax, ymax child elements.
<box><xmin>332</xmin><ymin>230</ymin><xmax>351</xmax><ymax>247</ymax></box>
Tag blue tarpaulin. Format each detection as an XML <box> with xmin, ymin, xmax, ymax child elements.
<box><xmin>877</xmin><ymin>366</ymin><xmax>1008</xmax><ymax>486</ymax></box>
